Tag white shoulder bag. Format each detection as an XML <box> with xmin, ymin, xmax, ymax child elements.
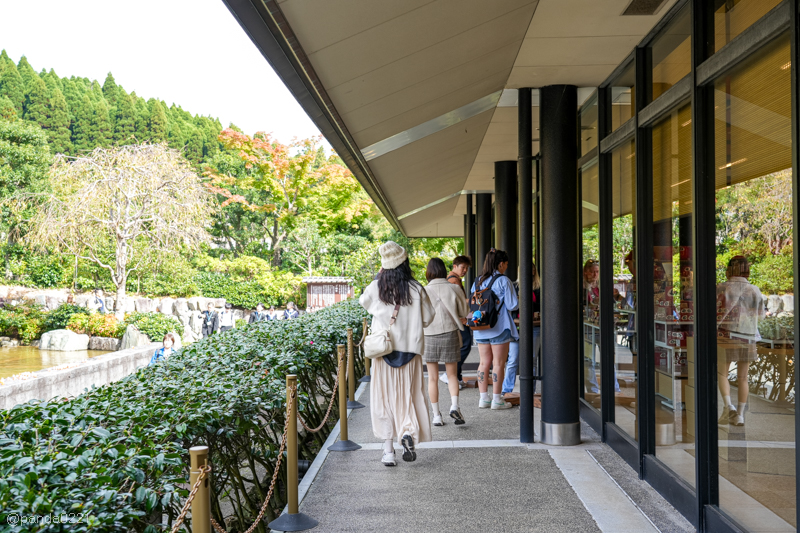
<box><xmin>363</xmin><ymin>304</ymin><xmax>400</xmax><ymax>359</ymax></box>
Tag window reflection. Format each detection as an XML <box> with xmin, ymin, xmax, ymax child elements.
<box><xmin>611</xmin><ymin>140</ymin><xmax>637</xmax><ymax>439</ymax></box>
<box><xmin>611</xmin><ymin>62</ymin><xmax>636</xmax><ymax>132</ymax></box>
<box><xmin>651</xmin><ymin>5</ymin><xmax>691</xmax><ymax>101</ymax></box>
<box><xmin>713</xmin><ymin>0</ymin><xmax>782</xmax><ymax>53</ymax></box>
<box><xmin>713</xmin><ymin>36</ymin><xmax>795</xmax><ymax>531</ymax></box>
<box><xmin>581</xmin><ymin>163</ymin><xmax>601</xmax><ymax>406</ymax></box>
<box><xmin>580</xmin><ymin>93</ymin><xmax>598</xmax><ymax>156</ymax></box>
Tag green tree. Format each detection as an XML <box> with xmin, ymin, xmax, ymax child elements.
<box><xmin>71</xmin><ymin>94</ymin><xmax>95</xmax><ymax>153</ymax></box>
<box><xmin>0</xmin><ymin>96</ymin><xmax>16</xmax><ymax>121</ymax></box>
<box><xmin>112</xmin><ymin>91</ymin><xmax>137</xmax><ymax>145</ymax></box>
<box><xmin>0</xmin><ymin>54</ymin><xmax>24</xmax><ymax>116</ymax></box>
<box><xmin>101</xmin><ymin>73</ymin><xmax>118</xmax><ymax>110</ymax></box>
<box><xmin>147</xmin><ymin>99</ymin><xmax>167</xmax><ymax>142</ymax></box>
<box><xmin>91</xmin><ymin>96</ymin><xmax>112</xmax><ymax>148</ymax></box>
<box><xmin>16</xmin><ymin>56</ymin><xmax>38</xmax><ymax>103</ymax></box>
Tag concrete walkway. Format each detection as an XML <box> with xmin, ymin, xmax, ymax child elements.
<box><xmin>277</xmin><ymin>362</ymin><xmax>695</xmax><ymax>533</ymax></box>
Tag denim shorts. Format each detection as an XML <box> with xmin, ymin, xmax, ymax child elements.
<box><xmin>475</xmin><ymin>328</ymin><xmax>513</xmax><ymax>345</ymax></box>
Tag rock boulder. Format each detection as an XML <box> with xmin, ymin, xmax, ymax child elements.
<box><xmin>159</xmin><ymin>297</ymin><xmax>175</xmax><ymax>315</ymax></box>
<box><xmin>89</xmin><ymin>337</ymin><xmax>122</xmax><ymax>351</ymax></box>
<box><xmin>135</xmin><ymin>298</ymin><xmax>155</xmax><ymax>313</ymax></box>
<box><xmin>121</xmin><ymin>325</ymin><xmax>152</xmax><ymax>350</ymax></box>
<box><xmin>187</xmin><ymin>297</ymin><xmax>205</xmax><ymax>311</ymax></box>
<box><xmin>174</xmin><ymin>298</ymin><xmax>190</xmax><ymax>316</ymax></box>
<box><xmin>40</xmin><ymin>329</ymin><xmax>90</xmax><ymax>351</ymax></box>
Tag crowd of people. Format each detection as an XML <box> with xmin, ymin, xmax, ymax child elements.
<box><xmin>359</xmin><ymin>241</ymin><xmax>540</xmax><ymax>467</ymax></box>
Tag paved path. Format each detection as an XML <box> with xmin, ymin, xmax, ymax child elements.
<box><xmin>275</xmin><ymin>376</ymin><xmax>694</xmax><ymax>533</ymax></box>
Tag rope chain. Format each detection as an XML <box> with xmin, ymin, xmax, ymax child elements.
<box><xmin>297</xmin><ymin>356</ymin><xmax>341</xmax><ymax>433</ymax></box>
<box><xmin>170</xmin><ymin>464</ymin><xmax>211</xmax><ymax>533</ymax></box>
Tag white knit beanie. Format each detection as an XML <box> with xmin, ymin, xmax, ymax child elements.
<box><xmin>379</xmin><ymin>241</ymin><xmax>408</xmax><ymax>270</ymax></box>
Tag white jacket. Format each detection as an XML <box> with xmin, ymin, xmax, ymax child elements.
<box><xmin>423</xmin><ymin>278</ymin><xmax>468</xmax><ymax>335</ymax></box>
<box><xmin>359</xmin><ymin>280</ymin><xmax>435</xmax><ymax>356</ymax></box>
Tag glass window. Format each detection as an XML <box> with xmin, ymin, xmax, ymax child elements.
<box><xmin>581</xmin><ymin>162</ymin><xmax>600</xmax><ymax>406</ymax></box>
<box><xmin>611</xmin><ymin>140</ymin><xmax>637</xmax><ymax>439</ymax></box>
<box><xmin>713</xmin><ymin>35</ymin><xmax>794</xmax><ymax>531</ymax></box>
<box><xmin>651</xmin><ymin>5</ymin><xmax>691</xmax><ymax>101</ymax></box>
<box><xmin>611</xmin><ymin>62</ymin><xmax>636</xmax><ymax>132</ymax></box>
<box><xmin>580</xmin><ymin>92</ymin><xmax>598</xmax><ymax>156</ymax></box>
<box><xmin>713</xmin><ymin>0</ymin><xmax>783</xmax><ymax>53</ymax></box>
<box><xmin>650</xmin><ymin>103</ymin><xmax>694</xmax><ymax>485</ymax></box>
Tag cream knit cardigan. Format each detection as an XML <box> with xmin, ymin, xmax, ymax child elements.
<box><xmin>423</xmin><ymin>278</ymin><xmax>469</xmax><ymax>335</ymax></box>
<box><xmin>359</xmin><ymin>280</ymin><xmax>435</xmax><ymax>356</ymax></box>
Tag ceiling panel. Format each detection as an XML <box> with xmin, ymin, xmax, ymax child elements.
<box><xmin>400</xmin><ymin>197</ymin><xmax>464</xmax><ymax>237</ymax></box>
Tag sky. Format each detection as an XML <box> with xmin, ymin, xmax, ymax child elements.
<box><xmin>0</xmin><ymin>0</ymin><xmax>322</xmax><ymax>142</ymax></box>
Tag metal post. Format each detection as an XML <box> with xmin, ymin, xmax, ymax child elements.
<box><xmin>189</xmin><ymin>446</ymin><xmax>210</xmax><ymax>533</ymax></box>
<box><xmin>358</xmin><ymin>317</ymin><xmax>371</xmax><ymax>383</ymax></box>
<box><xmin>540</xmin><ymin>84</ymin><xmax>581</xmax><ymax>446</ymax></box>
<box><xmin>465</xmin><ymin>193</ymin><xmax>476</xmax><ymax>294</ymax></box>
<box><xmin>476</xmin><ymin>193</ymin><xmax>493</xmax><ymax>269</ymax></box>
<box><xmin>328</xmin><ymin>345</ymin><xmax>361</xmax><ymax>451</ymax></box>
<box><xmin>495</xmin><ymin>160</ymin><xmax>519</xmax><ymax>281</ymax></box>
<box><xmin>518</xmin><ymin>87</ymin><xmax>534</xmax><ymax>443</ymax></box>
<box><xmin>346</xmin><ymin>328</ymin><xmax>364</xmax><ymax>409</ymax></box>
<box><xmin>268</xmin><ymin>376</ymin><xmax>318</xmax><ymax>531</ymax></box>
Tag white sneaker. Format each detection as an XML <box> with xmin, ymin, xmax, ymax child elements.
<box><xmin>478</xmin><ymin>397</ymin><xmax>491</xmax><ymax>409</ymax></box>
<box><xmin>731</xmin><ymin>413</ymin><xmax>745</xmax><ymax>426</ymax></box>
<box><xmin>381</xmin><ymin>451</ymin><xmax>396</xmax><ymax>466</ymax></box>
<box><xmin>432</xmin><ymin>412</ymin><xmax>444</xmax><ymax>426</ymax></box>
<box><xmin>718</xmin><ymin>405</ymin><xmax>736</xmax><ymax>424</ymax></box>
<box><xmin>491</xmin><ymin>399</ymin><xmax>513</xmax><ymax>410</ymax></box>
<box><xmin>439</xmin><ymin>372</ymin><xmax>449</xmax><ymax>384</ymax></box>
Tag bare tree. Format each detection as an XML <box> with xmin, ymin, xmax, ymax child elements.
<box><xmin>26</xmin><ymin>144</ymin><xmax>212</xmax><ymax>310</ymax></box>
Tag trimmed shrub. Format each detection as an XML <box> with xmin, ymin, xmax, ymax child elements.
<box><xmin>123</xmin><ymin>312</ymin><xmax>184</xmax><ymax>341</ymax></box>
<box><xmin>67</xmin><ymin>313</ymin><xmax>126</xmax><ymax>339</ymax></box>
<box><xmin>0</xmin><ymin>300</ymin><xmax>369</xmax><ymax>532</ymax></box>
<box><xmin>0</xmin><ymin>302</ymin><xmax>45</xmax><ymax>344</ymax></box>
<box><xmin>43</xmin><ymin>303</ymin><xmax>91</xmax><ymax>332</ymax></box>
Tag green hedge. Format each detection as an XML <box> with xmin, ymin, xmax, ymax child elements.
<box><xmin>0</xmin><ymin>299</ymin><xmax>368</xmax><ymax>532</ymax></box>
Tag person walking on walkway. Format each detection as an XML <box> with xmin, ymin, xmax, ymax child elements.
<box><xmin>503</xmin><ymin>262</ymin><xmax>541</xmax><ymax>396</ymax></box>
<box><xmin>359</xmin><ymin>241</ymin><xmax>435</xmax><ymax>466</ymax></box>
<box><xmin>200</xmin><ymin>302</ymin><xmax>219</xmax><ymax>338</ymax></box>
<box><xmin>471</xmin><ymin>248</ymin><xmax>519</xmax><ymax>410</ymax></box>
<box><xmin>423</xmin><ymin>258</ymin><xmax>469</xmax><ymax>426</ymax></box>
<box><xmin>219</xmin><ymin>303</ymin><xmax>235</xmax><ymax>332</ymax></box>
<box><xmin>440</xmin><ymin>255</ymin><xmax>472</xmax><ymax>389</ymax></box>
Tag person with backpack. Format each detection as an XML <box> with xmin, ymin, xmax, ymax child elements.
<box><xmin>423</xmin><ymin>258</ymin><xmax>469</xmax><ymax>426</ymax></box>
<box><xmin>469</xmin><ymin>248</ymin><xmax>519</xmax><ymax>410</ymax></box>
<box><xmin>502</xmin><ymin>262</ymin><xmax>541</xmax><ymax>396</ymax></box>
<box><xmin>359</xmin><ymin>241</ymin><xmax>435</xmax><ymax>466</ymax></box>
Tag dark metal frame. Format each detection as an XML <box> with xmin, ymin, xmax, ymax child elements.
<box><xmin>791</xmin><ymin>0</ymin><xmax>800</xmax><ymax>524</ymax></box>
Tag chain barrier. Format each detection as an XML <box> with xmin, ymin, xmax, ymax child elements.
<box><xmin>297</xmin><ymin>354</ymin><xmax>341</xmax><ymax>433</ymax></box>
<box><xmin>171</xmin><ymin>339</ymin><xmax>352</xmax><ymax>531</ymax></box>
<box><xmin>170</xmin><ymin>464</ymin><xmax>211</xmax><ymax>533</ymax></box>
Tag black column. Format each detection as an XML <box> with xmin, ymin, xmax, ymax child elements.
<box><xmin>464</xmin><ymin>193</ymin><xmax>475</xmax><ymax>294</ymax></box>
<box><xmin>518</xmin><ymin>88</ymin><xmax>534</xmax><ymax>443</ymax></box>
<box><xmin>495</xmin><ymin>161</ymin><xmax>518</xmax><ymax>281</ymax></box>
<box><xmin>540</xmin><ymin>84</ymin><xmax>580</xmax><ymax>446</ymax></box>
<box><xmin>476</xmin><ymin>193</ymin><xmax>492</xmax><ymax>272</ymax></box>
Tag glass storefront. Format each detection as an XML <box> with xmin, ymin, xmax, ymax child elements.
<box><xmin>713</xmin><ymin>0</ymin><xmax>783</xmax><ymax>53</ymax></box>
<box><xmin>611</xmin><ymin>62</ymin><xmax>635</xmax><ymax>132</ymax></box>
<box><xmin>650</xmin><ymin>103</ymin><xmax>695</xmax><ymax>484</ymax></box>
<box><xmin>580</xmin><ymin>93</ymin><xmax>598</xmax><ymax>156</ymax></box>
<box><xmin>713</xmin><ymin>35</ymin><xmax>795</xmax><ymax>532</ymax></box>
<box><xmin>651</xmin><ymin>4</ymin><xmax>690</xmax><ymax>101</ymax></box>
<box><xmin>581</xmin><ymin>162</ymin><xmax>600</xmax><ymax>406</ymax></box>
<box><xmin>610</xmin><ymin>139</ymin><xmax>637</xmax><ymax>439</ymax></box>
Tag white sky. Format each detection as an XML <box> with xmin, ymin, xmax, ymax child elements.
<box><xmin>0</xmin><ymin>0</ymin><xmax>322</xmax><ymax>142</ymax></box>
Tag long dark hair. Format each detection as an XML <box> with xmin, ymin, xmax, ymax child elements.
<box><xmin>478</xmin><ymin>248</ymin><xmax>509</xmax><ymax>286</ymax></box>
<box><xmin>378</xmin><ymin>258</ymin><xmax>421</xmax><ymax>306</ymax></box>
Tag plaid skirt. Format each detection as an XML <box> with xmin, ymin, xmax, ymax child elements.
<box><xmin>423</xmin><ymin>330</ymin><xmax>461</xmax><ymax>363</ymax></box>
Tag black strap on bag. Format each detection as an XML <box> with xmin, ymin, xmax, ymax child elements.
<box><xmin>467</xmin><ymin>274</ymin><xmax>502</xmax><ymax>330</ymax></box>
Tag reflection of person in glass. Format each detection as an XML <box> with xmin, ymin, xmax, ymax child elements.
<box><xmin>582</xmin><ymin>259</ymin><xmax>621</xmax><ymax>396</ymax></box>
<box><xmin>716</xmin><ymin>256</ymin><xmax>765</xmax><ymax>427</ymax></box>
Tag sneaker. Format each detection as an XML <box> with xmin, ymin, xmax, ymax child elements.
<box><xmin>718</xmin><ymin>405</ymin><xmax>736</xmax><ymax>425</ymax></box>
<box><xmin>401</xmin><ymin>434</ymin><xmax>416</xmax><ymax>462</ymax></box>
<box><xmin>478</xmin><ymin>397</ymin><xmax>492</xmax><ymax>409</ymax></box>
<box><xmin>381</xmin><ymin>451</ymin><xmax>397</xmax><ymax>466</ymax></box>
<box><xmin>458</xmin><ymin>380</ymin><xmax>466</xmax><ymax>390</ymax></box>
<box><xmin>491</xmin><ymin>399</ymin><xmax>513</xmax><ymax>410</ymax></box>
<box><xmin>450</xmin><ymin>407</ymin><xmax>465</xmax><ymax>425</ymax></box>
<box><xmin>432</xmin><ymin>412</ymin><xmax>444</xmax><ymax>426</ymax></box>
<box><xmin>439</xmin><ymin>372</ymin><xmax>449</xmax><ymax>384</ymax></box>
<box><xmin>731</xmin><ymin>413</ymin><xmax>745</xmax><ymax>426</ymax></box>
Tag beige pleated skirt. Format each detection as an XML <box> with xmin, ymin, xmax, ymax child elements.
<box><xmin>370</xmin><ymin>354</ymin><xmax>432</xmax><ymax>446</ymax></box>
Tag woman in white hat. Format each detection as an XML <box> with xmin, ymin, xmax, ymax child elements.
<box><xmin>359</xmin><ymin>241</ymin><xmax>435</xmax><ymax>466</ymax></box>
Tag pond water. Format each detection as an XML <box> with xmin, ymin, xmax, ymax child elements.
<box><xmin>0</xmin><ymin>346</ymin><xmax>110</xmax><ymax>379</ymax></box>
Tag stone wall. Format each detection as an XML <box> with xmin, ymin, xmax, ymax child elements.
<box><xmin>0</xmin><ymin>343</ymin><xmax>160</xmax><ymax>411</ymax></box>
